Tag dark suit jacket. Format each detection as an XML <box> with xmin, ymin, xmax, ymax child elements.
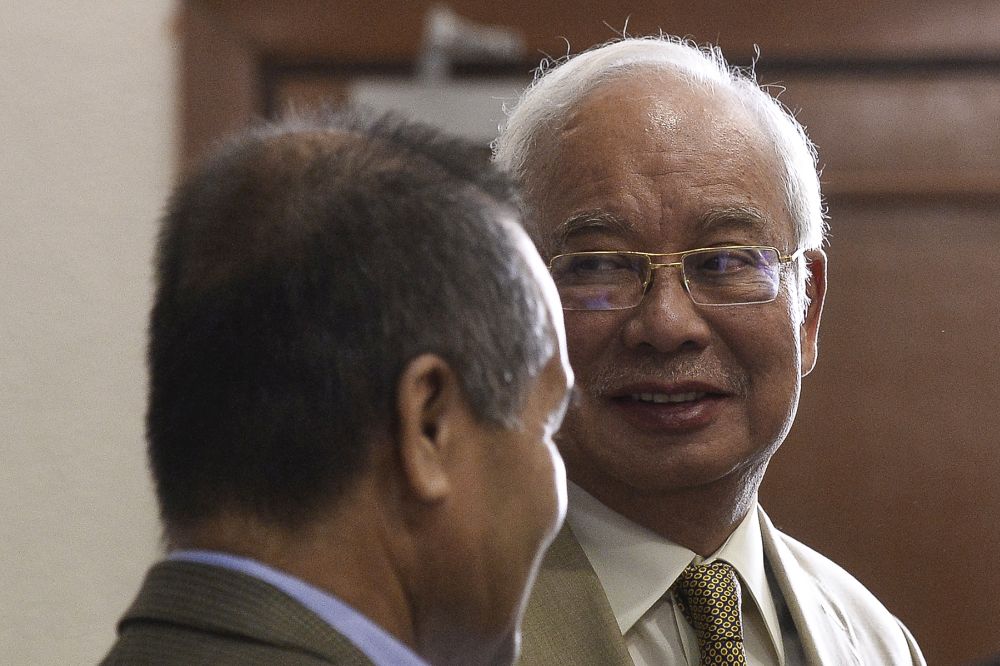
<box><xmin>101</xmin><ymin>561</ymin><xmax>374</xmax><ymax>665</ymax></box>
<box><xmin>518</xmin><ymin>507</ymin><xmax>925</xmax><ymax>666</ymax></box>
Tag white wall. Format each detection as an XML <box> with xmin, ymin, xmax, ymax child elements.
<box><xmin>1</xmin><ymin>2</ymin><xmax>176</xmax><ymax>662</ymax></box>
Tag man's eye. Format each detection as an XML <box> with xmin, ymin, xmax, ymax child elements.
<box><xmin>693</xmin><ymin>249</ymin><xmax>759</xmax><ymax>273</ymax></box>
<box><xmin>567</xmin><ymin>254</ymin><xmax>632</xmax><ymax>273</ymax></box>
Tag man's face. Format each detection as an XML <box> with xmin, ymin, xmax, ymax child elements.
<box><xmin>532</xmin><ymin>72</ymin><xmax>824</xmax><ymax>509</ymax></box>
<box><xmin>448</xmin><ymin>228</ymin><xmax>573</xmax><ymax>663</ymax></box>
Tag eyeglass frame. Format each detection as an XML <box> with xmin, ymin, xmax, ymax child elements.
<box><xmin>547</xmin><ymin>245</ymin><xmax>808</xmax><ymax>310</ymax></box>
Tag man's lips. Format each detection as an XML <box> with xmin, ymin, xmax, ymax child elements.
<box><xmin>626</xmin><ymin>390</ymin><xmax>709</xmax><ymax>404</ymax></box>
<box><xmin>606</xmin><ymin>381</ymin><xmax>731</xmax><ymax>402</ymax></box>
<box><xmin>603</xmin><ymin>382</ymin><xmax>730</xmax><ymax>431</ymax></box>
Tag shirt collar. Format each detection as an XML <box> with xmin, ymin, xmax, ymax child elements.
<box><xmin>565</xmin><ymin>483</ymin><xmax>783</xmax><ymax>658</ymax></box>
<box><xmin>168</xmin><ymin>550</ymin><xmax>428</xmax><ymax>666</ymax></box>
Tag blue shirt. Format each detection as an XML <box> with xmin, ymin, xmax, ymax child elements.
<box><xmin>169</xmin><ymin>550</ymin><xmax>428</xmax><ymax>666</ymax></box>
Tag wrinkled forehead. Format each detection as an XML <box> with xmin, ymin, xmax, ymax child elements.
<box><xmin>562</xmin><ymin>69</ymin><xmax>778</xmax><ymax>173</ymax></box>
<box><xmin>534</xmin><ymin>69</ymin><xmax>793</xmax><ymax>250</ymax></box>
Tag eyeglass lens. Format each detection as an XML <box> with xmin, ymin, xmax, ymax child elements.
<box><xmin>550</xmin><ymin>247</ymin><xmax>783</xmax><ymax>310</ymax></box>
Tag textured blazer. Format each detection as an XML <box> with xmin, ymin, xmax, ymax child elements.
<box><xmin>101</xmin><ymin>561</ymin><xmax>374</xmax><ymax>665</ymax></box>
<box><xmin>518</xmin><ymin>506</ymin><xmax>926</xmax><ymax>666</ymax></box>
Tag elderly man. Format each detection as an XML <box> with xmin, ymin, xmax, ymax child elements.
<box><xmin>494</xmin><ymin>37</ymin><xmax>924</xmax><ymax>665</ymax></box>
<box><xmin>102</xmin><ymin>112</ymin><xmax>573</xmax><ymax>666</ymax></box>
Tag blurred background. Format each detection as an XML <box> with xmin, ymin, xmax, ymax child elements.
<box><xmin>2</xmin><ymin>1</ymin><xmax>998</xmax><ymax>663</ymax></box>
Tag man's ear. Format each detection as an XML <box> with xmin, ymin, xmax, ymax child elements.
<box><xmin>395</xmin><ymin>354</ymin><xmax>466</xmax><ymax>503</ymax></box>
<box><xmin>800</xmin><ymin>248</ymin><xmax>827</xmax><ymax>377</ymax></box>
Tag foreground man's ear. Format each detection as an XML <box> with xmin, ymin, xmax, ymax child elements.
<box><xmin>800</xmin><ymin>248</ymin><xmax>827</xmax><ymax>377</ymax></box>
<box><xmin>396</xmin><ymin>354</ymin><xmax>465</xmax><ymax>503</ymax></box>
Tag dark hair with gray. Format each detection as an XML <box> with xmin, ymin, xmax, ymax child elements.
<box><xmin>147</xmin><ymin>109</ymin><xmax>554</xmax><ymax>531</ymax></box>
<box><xmin>493</xmin><ymin>36</ymin><xmax>827</xmax><ymax>252</ymax></box>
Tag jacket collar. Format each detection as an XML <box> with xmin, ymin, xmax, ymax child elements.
<box><xmin>757</xmin><ymin>507</ymin><xmax>861</xmax><ymax>665</ymax></box>
<box><xmin>519</xmin><ymin>524</ymin><xmax>635</xmax><ymax>666</ymax></box>
<box><xmin>122</xmin><ymin>560</ymin><xmax>374</xmax><ymax>665</ymax></box>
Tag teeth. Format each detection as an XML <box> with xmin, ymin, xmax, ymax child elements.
<box><xmin>631</xmin><ymin>392</ymin><xmax>706</xmax><ymax>404</ymax></box>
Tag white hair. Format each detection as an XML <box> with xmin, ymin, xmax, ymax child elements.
<box><xmin>492</xmin><ymin>36</ymin><xmax>827</xmax><ymax>251</ymax></box>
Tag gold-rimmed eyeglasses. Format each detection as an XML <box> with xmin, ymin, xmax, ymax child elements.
<box><xmin>548</xmin><ymin>246</ymin><xmax>805</xmax><ymax>310</ymax></box>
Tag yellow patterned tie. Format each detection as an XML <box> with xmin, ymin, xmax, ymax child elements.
<box><xmin>674</xmin><ymin>561</ymin><xmax>747</xmax><ymax>665</ymax></box>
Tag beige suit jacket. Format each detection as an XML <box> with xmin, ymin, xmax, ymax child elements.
<box><xmin>519</xmin><ymin>506</ymin><xmax>925</xmax><ymax>666</ymax></box>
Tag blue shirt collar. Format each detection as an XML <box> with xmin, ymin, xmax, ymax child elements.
<box><xmin>169</xmin><ymin>549</ymin><xmax>427</xmax><ymax>666</ymax></box>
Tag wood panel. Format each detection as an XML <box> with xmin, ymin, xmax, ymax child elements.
<box><xmin>769</xmin><ymin>68</ymin><xmax>1000</xmax><ymax>196</ymax></box>
<box><xmin>179</xmin><ymin>0</ymin><xmax>1000</xmax><ymax>168</ymax></box>
<box><xmin>761</xmin><ymin>199</ymin><xmax>1000</xmax><ymax>664</ymax></box>
<box><xmin>179</xmin><ymin>2</ymin><xmax>1000</xmax><ymax>662</ymax></box>
<box><xmin>178</xmin><ymin>2</ymin><xmax>260</xmax><ymax>169</ymax></box>
<box><xmin>191</xmin><ymin>0</ymin><xmax>1000</xmax><ymax>62</ymax></box>
<box><xmin>268</xmin><ymin>65</ymin><xmax>1000</xmax><ymax>198</ymax></box>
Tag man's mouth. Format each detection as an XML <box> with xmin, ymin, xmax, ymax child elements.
<box><xmin>629</xmin><ymin>391</ymin><xmax>707</xmax><ymax>404</ymax></box>
<box><xmin>607</xmin><ymin>384</ymin><xmax>726</xmax><ymax>432</ymax></box>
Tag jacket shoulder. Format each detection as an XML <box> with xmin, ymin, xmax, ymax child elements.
<box><xmin>100</xmin><ymin>561</ymin><xmax>373</xmax><ymax>666</ymax></box>
<box><xmin>101</xmin><ymin>627</ymin><xmax>346</xmax><ymax>665</ymax></box>
<box><xmin>763</xmin><ymin>512</ymin><xmax>926</xmax><ymax>665</ymax></box>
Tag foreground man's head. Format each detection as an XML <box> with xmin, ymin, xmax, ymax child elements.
<box><xmin>105</xmin><ymin>111</ymin><xmax>573</xmax><ymax>666</ymax></box>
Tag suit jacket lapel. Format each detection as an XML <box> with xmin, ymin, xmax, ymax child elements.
<box><xmin>121</xmin><ymin>561</ymin><xmax>373</xmax><ymax>665</ymax></box>
<box><xmin>519</xmin><ymin>524</ymin><xmax>634</xmax><ymax>665</ymax></box>
<box><xmin>522</xmin><ymin>508</ymin><xmax>871</xmax><ymax>665</ymax></box>
<box><xmin>758</xmin><ymin>508</ymin><xmax>861</xmax><ymax>666</ymax></box>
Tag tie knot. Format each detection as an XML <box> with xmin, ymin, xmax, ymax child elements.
<box><xmin>674</xmin><ymin>561</ymin><xmax>746</xmax><ymax>664</ymax></box>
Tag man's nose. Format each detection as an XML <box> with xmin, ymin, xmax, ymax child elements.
<box><xmin>620</xmin><ymin>265</ymin><xmax>713</xmax><ymax>353</ymax></box>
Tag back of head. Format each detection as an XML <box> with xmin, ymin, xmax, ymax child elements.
<box><xmin>148</xmin><ymin>110</ymin><xmax>554</xmax><ymax>539</ymax></box>
<box><xmin>493</xmin><ymin>36</ymin><xmax>826</xmax><ymax>250</ymax></box>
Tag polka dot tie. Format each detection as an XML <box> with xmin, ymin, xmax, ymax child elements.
<box><xmin>674</xmin><ymin>561</ymin><xmax>747</xmax><ymax>665</ymax></box>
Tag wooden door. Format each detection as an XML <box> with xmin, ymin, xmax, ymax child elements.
<box><xmin>178</xmin><ymin>2</ymin><xmax>1000</xmax><ymax>661</ymax></box>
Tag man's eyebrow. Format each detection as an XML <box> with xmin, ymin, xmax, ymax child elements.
<box><xmin>696</xmin><ymin>206</ymin><xmax>772</xmax><ymax>234</ymax></box>
<box><xmin>550</xmin><ymin>210</ymin><xmax>635</xmax><ymax>249</ymax></box>
<box><xmin>547</xmin><ymin>206</ymin><xmax>774</xmax><ymax>252</ymax></box>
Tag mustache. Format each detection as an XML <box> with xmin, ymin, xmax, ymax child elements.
<box><xmin>581</xmin><ymin>353</ymin><xmax>751</xmax><ymax>397</ymax></box>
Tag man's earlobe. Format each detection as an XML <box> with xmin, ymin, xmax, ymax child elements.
<box><xmin>801</xmin><ymin>249</ymin><xmax>827</xmax><ymax>377</ymax></box>
<box><xmin>396</xmin><ymin>354</ymin><xmax>460</xmax><ymax>503</ymax></box>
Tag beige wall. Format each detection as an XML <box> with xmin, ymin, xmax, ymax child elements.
<box><xmin>1</xmin><ymin>1</ymin><xmax>175</xmax><ymax>662</ymax></box>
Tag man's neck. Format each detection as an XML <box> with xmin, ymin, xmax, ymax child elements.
<box><xmin>569</xmin><ymin>466</ymin><xmax>766</xmax><ymax>556</ymax></box>
<box><xmin>175</xmin><ymin>505</ymin><xmax>420</xmax><ymax>651</ymax></box>
<box><xmin>173</xmin><ymin>500</ymin><xmax>513</xmax><ymax>666</ymax></box>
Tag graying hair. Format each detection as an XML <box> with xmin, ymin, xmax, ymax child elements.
<box><xmin>493</xmin><ymin>36</ymin><xmax>827</xmax><ymax>251</ymax></box>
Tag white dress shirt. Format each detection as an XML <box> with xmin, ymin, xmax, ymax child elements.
<box><xmin>566</xmin><ymin>482</ymin><xmax>795</xmax><ymax>666</ymax></box>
